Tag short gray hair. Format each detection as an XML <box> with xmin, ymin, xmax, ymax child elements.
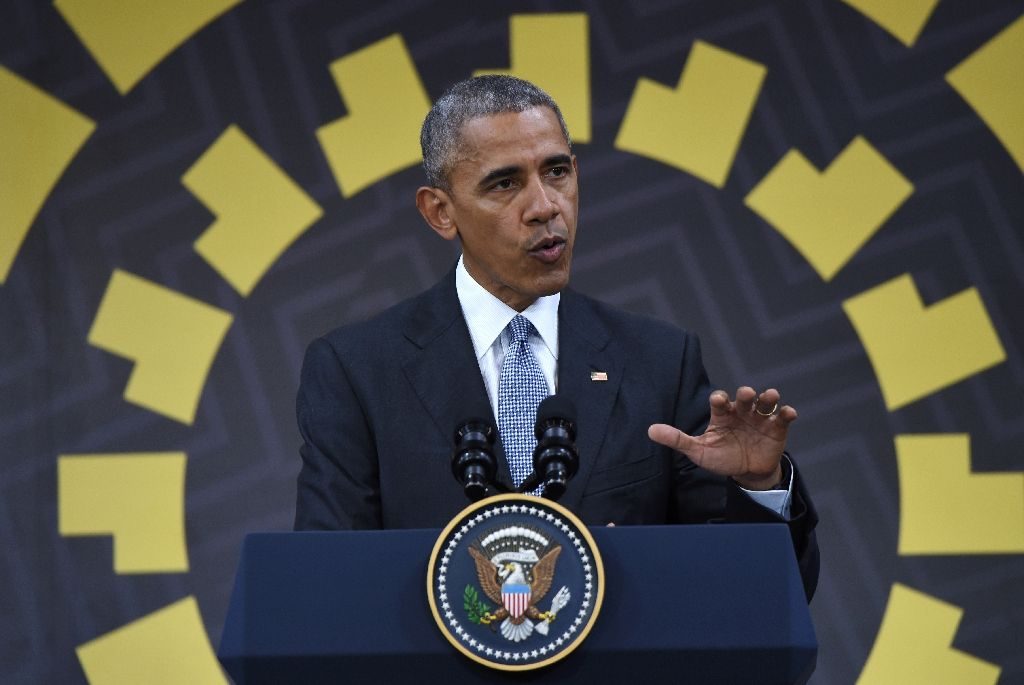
<box><xmin>420</xmin><ymin>75</ymin><xmax>571</xmax><ymax>190</ymax></box>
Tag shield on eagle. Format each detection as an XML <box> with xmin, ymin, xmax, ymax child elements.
<box><xmin>502</xmin><ymin>582</ymin><xmax>531</xmax><ymax>620</ymax></box>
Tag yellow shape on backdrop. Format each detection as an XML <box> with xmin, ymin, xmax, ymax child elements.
<box><xmin>54</xmin><ymin>0</ymin><xmax>242</xmax><ymax>94</ymax></box>
<box><xmin>316</xmin><ymin>34</ymin><xmax>432</xmax><ymax>198</ymax></box>
<box><xmin>58</xmin><ymin>453</ymin><xmax>188</xmax><ymax>573</ymax></box>
<box><xmin>615</xmin><ymin>40</ymin><xmax>766</xmax><ymax>188</ymax></box>
<box><xmin>858</xmin><ymin>583</ymin><xmax>1000</xmax><ymax>685</ymax></box>
<box><xmin>744</xmin><ymin>136</ymin><xmax>913</xmax><ymax>281</ymax></box>
<box><xmin>896</xmin><ymin>434</ymin><xmax>1024</xmax><ymax>554</ymax></box>
<box><xmin>77</xmin><ymin>597</ymin><xmax>227</xmax><ymax>684</ymax></box>
<box><xmin>947</xmin><ymin>14</ymin><xmax>1024</xmax><ymax>173</ymax></box>
<box><xmin>0</xmin><ymin>67</ymin><xmax>95</xmax><ymax>283</ymax></box>
<box><xmin>474</xmin><ymin>13</ymin><xmax>591</xmax><ymax>143</ymax></box>
<box><xmin>843</xmin><ymin>274</ymin><xmax>1005</xmax><ymax>410</ymax></box>
<box><xmin>841</xmin><ymin>0</ymin><xmax>941</xmax><ymax>47</ymax></box>
<box><xmin>185</xmin><ymin>126</ymin><xmax>323</xmax><ymax>296</ymax></box>
<box><xmin>87</xmin><ymin>270</ymin><xmax>233</xmax><ymax>425</ymax></box>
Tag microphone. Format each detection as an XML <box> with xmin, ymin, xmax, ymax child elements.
<box><xmin>519</xmin><ymin>395</ymin><xmax>579</xmax><ymax>500</ymax></box>
<box><xmin>451</xmin><ymin>414</ymin><xmax>499</xmax><ymax>501</ymax></box>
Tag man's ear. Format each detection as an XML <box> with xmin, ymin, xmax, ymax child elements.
<box><xmin>415</xmin><ymin>186</ymin><xmax>458</xmax><ymax>241</ymax></box>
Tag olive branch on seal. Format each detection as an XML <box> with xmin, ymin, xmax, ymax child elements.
<box><xmin>463</xmin><ymin>585</ymin><xmax>492</xmax><ymax>624</ymax></box>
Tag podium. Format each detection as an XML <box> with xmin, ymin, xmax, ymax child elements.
<box><xmin>218</xmin><ymin>525</ymin><xmax>816</xmax><ymax>684</ymax></box>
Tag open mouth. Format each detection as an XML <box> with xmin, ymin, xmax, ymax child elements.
<box><xmin>528</xmin><ymin>235</ymin><xmax>567</xmax><ymax>263</ymax></box>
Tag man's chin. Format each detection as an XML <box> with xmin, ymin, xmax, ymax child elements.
<box><xmin>534</xmin><ymin>268</ymin><xmax>571</xmax><ymax>297</ymax></box>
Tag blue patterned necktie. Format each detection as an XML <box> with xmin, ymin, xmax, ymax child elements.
<box><xmin>498</xmin><ymin>315</ymin><xmax>549</xmax><ymax>488</ymax></box>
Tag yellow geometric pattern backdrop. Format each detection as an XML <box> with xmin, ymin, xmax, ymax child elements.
<box><xmin>858</xmin><ymin>584</ymin><xmax>1000</xmax><ymax>685</ymax></box>
<box><xmin>87</xmin><ymin>270</ymin><xmax>233</xmax><ymax>426</ymax></box>
<box><xmin>76</xmin><ymin>598</ymin><xmax>226</xmax><ymax>685</ymax></box>
<box><xmin>186</xmin><ymin>126</ymin><xmax>324</xmax><ymax>296</ymax></box>
<box><xmin>315</xmin><ymin>34</ymin><xmax>432</xmax><ymax>198</ymax></box>
<box><xmin>54</xmin><ymin>0</ymin><xmax>242</xmax><ymax>94</ymax></box>
<box><xmin>0</xmin><ymin>66</ymin><xmax>94</xmax><ymax>283</ymax></box>
<box><xmin>58</xmin><ymin>453</ymin><xmax>189</xmax><ymax>574</ymax></box>
<box><xmin>843</xmin><ymin>275</ymin><xmax>1005</xmax><ymax>411</ymax></box>
<box><xmin>616</xmin><ymin>40</ymin><xmax>766</xmax><ymax>188</ymax></box>
<box><xmin>744</xmin><ymin>136</ymin><xmax>914</xmax><ymax>282</ymax></box>
<box><xmin>946</xmin><ymin>14</ymin><xmax>1024</xmax><ymax>172</ymax></box>
<box><xmin>1</xmin><ymin>2</ymin><xmax>1021</xmax><ymax>683</ymax></box>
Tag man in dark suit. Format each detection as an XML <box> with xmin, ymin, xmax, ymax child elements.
<box><xmin>295</xmin><ymin>75</ymin><xmax>818</xmax><ymax>599</ymax></box>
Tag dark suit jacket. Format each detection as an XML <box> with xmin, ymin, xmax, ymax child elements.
<box><xmin>295</xmin><ymin>268</ymin><xmax>818</xmax><ymax>598</ymax></box>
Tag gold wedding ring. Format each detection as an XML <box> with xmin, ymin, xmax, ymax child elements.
<box><xmin>754</xmin><ymin>401</ymin><xmax>779</xmax><ymax>416</ymax></box>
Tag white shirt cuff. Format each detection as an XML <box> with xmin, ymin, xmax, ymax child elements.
<box><xmin>739</xmin><ymin>455</ymin><xmax>794</xmax><ymax>519</ymax></box>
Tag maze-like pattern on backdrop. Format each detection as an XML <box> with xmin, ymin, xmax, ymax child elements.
<box><xmin>1</xmin><ymin>1</ymin><xmax>1022</xmax><ymax>683</ymax></box>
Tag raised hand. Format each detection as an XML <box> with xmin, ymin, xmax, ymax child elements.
<box><xmin>648</xmin><ymin>386</ymin><xmax>797</xmax><ymax>490</ymax></box>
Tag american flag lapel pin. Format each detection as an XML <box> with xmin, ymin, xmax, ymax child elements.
<box><xmin>590</xmin><ymin>371</ymin><xmax>608</xmax><ymax>381</ymax></box>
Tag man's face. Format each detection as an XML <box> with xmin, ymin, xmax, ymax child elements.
<box><xmin>428</xmin><ymin>106</ymin><xmax>578</xmax><ymax>311</ymax></box>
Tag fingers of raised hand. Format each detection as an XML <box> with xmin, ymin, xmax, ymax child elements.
<box><xmin>776</xmin><ymin>404</ymin><xmax>798</xmax><ymax>428</ymax></box>
<box><xmin>753</xmin><ymin>388</ymin><xmax>780</xmax><ymax>416</ymax></box>
<box><xmin>710</xmin><ymin>387</ymin><xmax>798</xmax><ymax>428</ymax></box>
<box><xmin>710</xmin><ymin>386</ymin><xmax>768</xmax><ymax>417</ymax></box>
<box><xmin>734</xmin><ymin>386</ymin><xmax>757</xmax><ymax>414</ymax></box>
<box><xmin>648</xmin><ymin>423</ymin><xmax>697</xmax><ymax>454</ymax></box>
<box><xmin>751</xmin><ymin>388</ymin><xmax>798</xmax><ymax>430</ymax></box>
<box><xmin>709</xmin><ymin>389</ymin><xmax>733</xmax><ymax>416</ymax></box>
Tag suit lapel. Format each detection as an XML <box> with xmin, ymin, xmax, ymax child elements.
<box><xmin>555</xmin><ymin>290</ymin><xmax>622</xmax><ymax>512</ymax></box>
<box><xmin>400</xmin><ymin>269</ymin><xmax>514</xmax><ymax>490</ymax></box>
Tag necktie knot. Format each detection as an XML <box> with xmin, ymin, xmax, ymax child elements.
<box><xmin>507</xmin><ymin>314</ymin><xmax>534</xmax><ymax>345</ymax></box>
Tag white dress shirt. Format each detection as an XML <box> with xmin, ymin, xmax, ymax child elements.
<box><xmin>454</xmin><ymin>256</ymin><xmax>791</xmax><ymax>517</ymax></box>
<box><xmin>455</xmin><ymin>256</ymin><xmax>560</xmax><ymax>410</ymax></box>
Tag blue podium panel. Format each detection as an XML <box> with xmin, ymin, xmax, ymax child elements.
<box><xmin>219</xmin><ymin>525</ymin><xmax>815</xmax><ymax>684</ymax></box>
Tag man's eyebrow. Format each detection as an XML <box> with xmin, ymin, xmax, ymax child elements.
<box><xmin>478</xmin><ymin>165</ymin><xmax>520</xmax><ymax>188</ymax></box>
<box><xmin>543</xmin><ymin>154</ymin><xmax>572</xmax><ymax>168</ymax></box>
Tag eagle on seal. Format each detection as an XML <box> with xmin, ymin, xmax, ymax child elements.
<box><xmin>469</xmin><ymin>544</ymin><xmax>565</xmax><ymax>642</ymax></box>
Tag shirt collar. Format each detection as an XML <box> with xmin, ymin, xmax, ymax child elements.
<box><xmin>455</xmin><ymin>256</ymin><xmax>560</xmax><ymax>361</ymax></box>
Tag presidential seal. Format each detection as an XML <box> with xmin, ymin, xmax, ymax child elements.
<box><xmin>427</xmin><ymin>494</ymin><xmax>604</xmax><ymax>671</ymax></box>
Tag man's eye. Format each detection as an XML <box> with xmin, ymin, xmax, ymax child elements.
<box><xmin>492</xmin><ymin>179</ymin><xmax>513</xmax><ymax>190</ymax></box>
<box><xmin>549</xmin><ymin>166</ymin><xmax>568</xmax><ymax>177</ymax></box>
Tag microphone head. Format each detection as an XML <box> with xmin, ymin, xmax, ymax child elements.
<box><xmin>531</xmin><ymin>395</ymin><xmax>579</xmax><ymax>501</ymax></box>
<box><xmin>453</xmin><ymin>413</ymin><xmax>496</xmax><ymax>443</ymax></box>
<box><xmin>536</xmin><ymin>394</ymin><xmax>576</xmax><ymax>425</ymax></box>
<box><xmin>452</xmin><ymin>413</ymin><xmax>498</xmax><ymax>501</ymax></box>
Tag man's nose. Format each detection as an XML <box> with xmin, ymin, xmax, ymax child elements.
<box><xmin>522</xmin><ymin>175</ymin><xmax>559</xmax><ymax>224</ymax></box>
